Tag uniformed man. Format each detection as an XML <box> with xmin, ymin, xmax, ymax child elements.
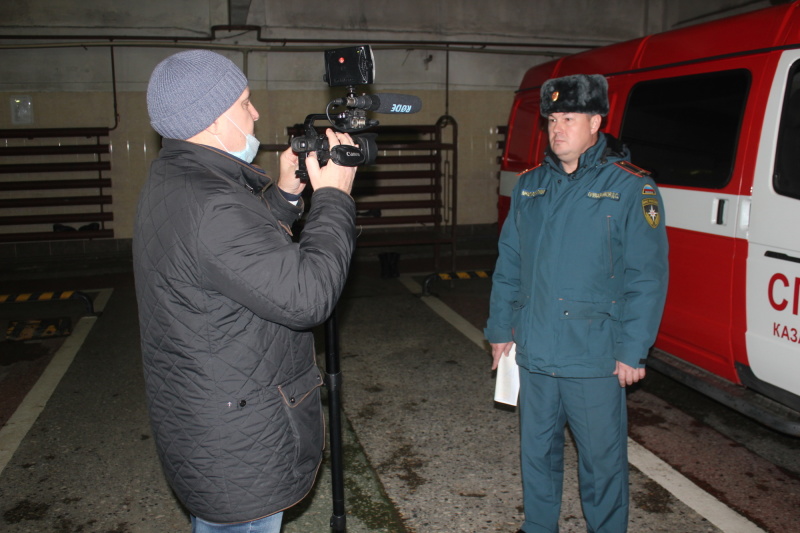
<box><xmin>485</xmin><ymin>74</ymin><xmax>669</xmax><ymax>533</ymax></box>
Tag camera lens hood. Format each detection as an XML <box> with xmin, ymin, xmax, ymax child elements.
<box><xmin>329</xmin><ymin>144</ymin><xmax>366</xmax><ymax>167</ymax></box>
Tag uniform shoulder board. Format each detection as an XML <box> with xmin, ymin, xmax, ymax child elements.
<box><xmin>614</xmin><ymin>160</ymin><xmax>651</xmax><ymax>178</ymax></box>
<box><xmin>517</xmin><ymin>163</ymin><xmax>543</xmax><ymax>176</ymax></box>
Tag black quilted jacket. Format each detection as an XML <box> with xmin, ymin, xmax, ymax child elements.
<box><xmin>133</xmin><ymin>139</ymin><xmax>356</xmax><ymax>523</ymax></box>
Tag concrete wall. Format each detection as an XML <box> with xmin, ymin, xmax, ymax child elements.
<box><xmin>0</xmin><ymin>0</ymin><xmax>780</xmax><ymax>242</ymax></box>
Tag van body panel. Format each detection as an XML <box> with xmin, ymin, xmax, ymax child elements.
<box><xmin>498</xmin><ymin>2</ymin><xmax>800</xmax><ymax>424</ymax></box>
<box><xmin>656</xmin><ymin>226</ymin><xmax>739</xmax><ymax>383</ymax></box>
<box><xmin>746</xmin><ymin>50</ymin><xmax>800</xmax><ymax>399</ymax></box>
<box><xmin>637</xmin><ymin>4</ymin><xmax>793</xmax><ymax>68</ymax></box>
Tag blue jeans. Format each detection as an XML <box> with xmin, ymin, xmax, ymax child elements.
<box><xmin>191</xmin><ymin>513</ymin><xmax>283</xmax><ymax>533</ymax></box>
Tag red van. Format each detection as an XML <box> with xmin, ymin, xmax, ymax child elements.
<box><xmin>498</xmin><ymin>2</ymin><xmax>800</xmax><ymax>434</ymax></box>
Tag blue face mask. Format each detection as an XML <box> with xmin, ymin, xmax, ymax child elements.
<box><xmin>229</xmin><ymin>133</ymin><xmax>260</xmax><ymax>164</ymax></box>
<box><xmin>219</xmin><ymin>114</ymin><xmax>260</xmax><ymax>164</ymax></box>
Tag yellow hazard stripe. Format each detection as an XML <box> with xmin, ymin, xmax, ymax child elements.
<box><xmin>1</xmin><ymin>291</ymin><xmax>77</xmax><ymax>303</ymax></box>
<box><xmin>435</xmin><ymin>270</ymin><xmax>492</xmax><ymax>281</ymax></box>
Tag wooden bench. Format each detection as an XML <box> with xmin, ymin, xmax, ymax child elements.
<box><xmin>0</xmin><ymin>127</ymin><xmax>113</xmax><ymax>243</ymax></box>
<box><xmin>276</xmin><ymin>115</ymin><xmax>458</xmax><ymax>272</ymax></box>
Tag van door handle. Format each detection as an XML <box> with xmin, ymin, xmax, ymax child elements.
<box><xmin>765</xmin><ymin>251</ymin><xmax>800</xmax><ymax>264</ymax></box>
<box><xmin>713</xmin><ymin>198</ymin><xmax>726</xmax><ymax>225</ymax></box>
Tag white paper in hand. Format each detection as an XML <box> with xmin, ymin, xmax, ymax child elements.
<box><xmin>494</xmin><ymin>343</ymin><xmax>520</xmax><ymax>406</ymax></box>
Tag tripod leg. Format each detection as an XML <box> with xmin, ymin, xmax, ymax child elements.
<box><xmin>325</xmin><ymin>309</ymin><xmax>347</xmax><ymax>532</ymax></box>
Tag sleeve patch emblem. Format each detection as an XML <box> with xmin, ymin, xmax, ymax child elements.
<box><xmin>642</xmin><ymin>198</ymin><xmax>661</xmax><ymax>228</ymax></box>
<box><xmin>642</xmin><ymin>184</ymin><xmax>656</xmax><ymax>195</ymax></box>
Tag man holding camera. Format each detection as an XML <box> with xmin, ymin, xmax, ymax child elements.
<box><xmin>485</xmin><ymin>74</ymin><xmax>669</xmax><ymax>532</ymax></box>
<box><xmin>133</xmin><ymin>49</ymin><xmax>357</xmax><ymax>532</ymax></box>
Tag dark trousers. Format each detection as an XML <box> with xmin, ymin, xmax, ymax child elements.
<box><xmin>518</xmin><ymin>371</ymin><xmax>628</xmax><ymax>533</ymax></box>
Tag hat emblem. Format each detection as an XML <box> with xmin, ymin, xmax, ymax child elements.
<box><xmin>551</xmin><ymin>91</ymin><xmax>559</xmax><ymax>102</ymax></box>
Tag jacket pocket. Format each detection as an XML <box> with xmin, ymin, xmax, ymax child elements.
<box><xmin>605</xmin><ymin>215</ymin><xmax>616</xmax><ymax>279</ymax></box>
<box><xmin>557</xmin><ymin>299</ymin><xmax>619</xmax><ymax>359</ymax></box>
<box><xmin>510</xmin><ymin>301</ymin><xmax>527</xmax><ymax>351</ymax></box>
<box><xmin>278</xmin><ymin>364</ymin><xmax>325</xmax><ymax>477</ymax></box>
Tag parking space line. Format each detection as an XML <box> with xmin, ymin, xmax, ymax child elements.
<box><xmin>0</xmin><ymin>315</ymin><xmax>96</xmax><ymax>476</ymax></box>
<box><xmin>90</xmin><ymin>288</ymin><xmax>113</xmax><ymax>314</ymax></box>
<box><xmin>397</xmin><ymin>273</ymin><xmax>766</xmax><ymax>533</ymax></box>
<box><xmin>628</xmin><ymin>440</ymin><xmax>765</xmax><ymax>533</ymax></box>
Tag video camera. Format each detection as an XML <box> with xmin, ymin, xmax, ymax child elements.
<box><xmin>291</xmin><ymin>45</ymin><xmax>422</xmax><ymax>181</ymax></box>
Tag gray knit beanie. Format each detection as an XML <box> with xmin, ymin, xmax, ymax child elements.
<box><xmin>147</xmin><ymin>50</ymin><xmax>248</xmax><ymax>140</ymax></box>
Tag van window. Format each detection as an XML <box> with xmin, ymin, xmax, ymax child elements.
<box><xmin>620</xmin><ymin>70</ymin><xmax>750</xmax><ymax>189</ymax></box>
<box><xmin>774</xmin><ymin>62</ymin><xmax>800</xmax><ymax>200</ymax></box>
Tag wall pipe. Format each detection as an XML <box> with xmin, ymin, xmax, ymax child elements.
<box><xmin>0</xmin><ymin>25</ymin><xmax>599</xmax><ymax>57</ymax></box>
<box><xmin>109</xmin><ymin>47</ymin><xmax>120</xmax><ymax>130</ymax></box>
<box><xmin>0</xmin><ymin>26</ymin><xmax>598</xmax><ymax>134</ymax></box>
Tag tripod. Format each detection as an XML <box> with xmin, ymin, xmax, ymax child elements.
<box><xmin>324</xmin><ymin>309</ymin><xmax>347</xmax><ymax>532</ymax></box>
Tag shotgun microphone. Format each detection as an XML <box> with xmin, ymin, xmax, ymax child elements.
<box><xmin>331</xmin><ymin>93</ymin><xmax>422</xmax><ymax>114</ymax></box>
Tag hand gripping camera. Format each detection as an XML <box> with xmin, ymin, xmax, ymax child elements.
<box><xmin>291</xmin><ymin>45</ymin><xmax>422</xmax><ymax>181</ymax></box>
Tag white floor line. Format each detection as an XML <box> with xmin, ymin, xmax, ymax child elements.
<box><xmin>398</xmin><ymin>274</ymin><xmax>489</xmax><ymax>350</ymax></box>
<box><xmin>0</xmin><ymin>288</ymin><xmax>111</xmax><ymax>476</ymax></box>
<box><xmin>90</xmin><ymin>287</ymin><xmax>114</xmax><ymax>313</ymax></box>
<box><xmin>398</xmin><ymin>273</ymin><xmax>766</xmax><ymax>533</ymax></box>
<box><xmin>628</xmin><ymin>439</ymin><xmax>765</xmax><ymax>533</ymax></box>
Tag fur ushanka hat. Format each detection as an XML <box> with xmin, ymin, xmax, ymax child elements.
<box><xmin>540</xmin><ymin>74</ymin><xmax>609</xmax><ymax>117</ymax></box>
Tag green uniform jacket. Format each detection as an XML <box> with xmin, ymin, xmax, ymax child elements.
<box><xmin>485</xmin><ymin>133</ymin><xmax>669</xmax><ymax>377</ymax></box>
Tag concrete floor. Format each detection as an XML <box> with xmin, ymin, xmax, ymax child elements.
<box><xmin>0</xmin><ymin>252</ymin><xmax>763</xmax><ymax>532</ymax></box>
